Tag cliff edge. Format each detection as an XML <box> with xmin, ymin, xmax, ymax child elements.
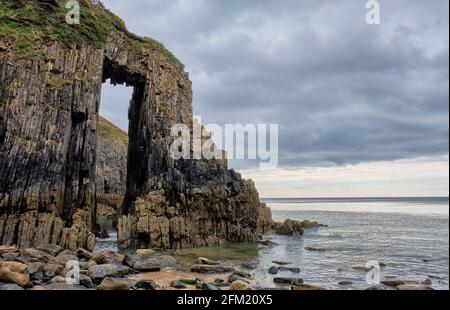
<box><xmin>0</xmin><ymin>0</ymin><xmax>272</xmax><ymax>251</ymax></box>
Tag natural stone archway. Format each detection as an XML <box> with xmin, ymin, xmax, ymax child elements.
<box><xmin>0</xmin><ymin>0</ymin><xmax>272</xmax><ymax>251</ymax></box>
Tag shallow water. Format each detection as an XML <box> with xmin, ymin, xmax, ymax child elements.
<box><xmin>94</xmin><ymin>197</ymin><xmax>449</xmax><ymax>290</ymax></box>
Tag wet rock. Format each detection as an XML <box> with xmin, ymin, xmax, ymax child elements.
<box><xmin>279</xmin><ymin>267</ymin><xmax>301</xmax><ymax>273</ymax></box>
<box><xmin>213</xmin><ymin>279</ymin><xmax>230</xmax><ymax>287</ymax></box>
<box><xmin>179</xmin><ymin>279</ymin><xmax>197</xmax><ymax>285</ymax></box>
<box><xmin>132</xmin><ymin>255</ymin><xmax>176</xmax><ymax>272</ymax></box>
<box><xmin>198</xmin><ymin>257</ymin><xmax>220</xmax><ymax>265</ymax></box>
<box><xmin>258</xmin><ymin>240</ymin><xmax>279</xmax><ymax>246</ymax></box>
<box><xmin>274</xmin><ymin>277</ymin><xmax>304</xmax><ymax>286</ymax></box>
<box><xmin>191</xmin><ymin>264</ymin><xmax>234</xmax><ymax>274</ymax></box>
<box><xmin>338</xmin><ymin>280</ymin><xmax>353</xmax><ymax>286</ymax></box>
<box><xmin>268</xmin><ymin>266</ymin><xmax>279</xmax><ymax>275</ymax></box>
<box><xmin>233</xmin><ymin>270</ymin><xmax>252</xmax><ymax>279</ymax></box>
<box><xmin>241</xmin><ymin>262</ymin><xmax>258</xmax><ymax>270</ymax></box>
<box><xmin>136</xmin><ymin>280</ymin><xmax>157</xmax><ymax>290</ymax></box>
<box><xmin>98</xmin><ymin>277</ymin><xmax>137</xmax><ymax>290</ymax></box>
<box><xmin>88</xmin><ymin>264</ymin><xmax>129</xmax><ymax>284</ymax></box>
<box><xmin>299</xmin><ymin>220</ymin><xmax>327</xmax><ymax>229</ymax></box>
<box><xmin>381</xmin><ymin>280</ymin><xmax>405</xmax><ymax>287</ymax></box>
<box><xmin>229</xmin><ymin>280</ymin><xmax>252</xmax><ymax>290</ymax></box>
<box><xmin>292</xmin><ymin>284</ymin><xmax>330</xmax><ymax>290</ymax></box>
<box><xmin>272</xmin><ymin>260</ymin><xmax>292</xmax><ymax>266</ymax></box>
<box><xmin>79</xmin><ymin>274</ymin><xmax>95</xmax><ymax>288</ymax></box>
<box><xmin>203</xmin><ymin>283</ymin><xmax>221</xmax><ymax>290</ymax></box>
<box><xmin>0</xmin><ymin>261</ymin><xmax>31</xmax><ymax>288</ymax></box>
<box><xmin>422</xmin><ymin>279</ymin><xmax>432</xmax><ymax>286</ymax></box>
<box><xmin>36</xmin><ymin>244</ymin><xmax>63</xmax><ymax>257</ymax></box>
<box><xmin>397</xmin><ymin>283</ymin><xmax>433</xmax><ymax>291</ymax></box>
<box><xmin>305</xmin><ymin>247</ymin><xmax>327</xmax><ymax>252</ymax></box>
<box><xmin>352</xmin><ymin>265</ymin><xmax>374</xmax><ymax>272</ymax></box>
<box><xmin>272</xmin><ymin>220</ymin><xmax>304</xmax><ymax>236</ymax></box>
<box><xmin>171</xmin><ymin>280</ymin><xmax>187</xmax><ymax>289</ymax></box>
<box><xmin>0</xmin><ymin>246</ymin><xmax>17</xmax><ymax>255</ymax></box>
<box><xmin>229</xmin><ymin>274</ymin><xmax>251</xmax><ymax>284</ymax></box>
<box><xmin>365</xmin><ymin>285</ymin><xmax>388</xmax><ymax>290</ymax></box>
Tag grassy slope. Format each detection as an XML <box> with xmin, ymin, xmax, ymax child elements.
<box><xmin>97</xmin><ymin>116</ymin><xmax>128</xmax><ymax>147</ymax></box>
<box><xmin>0</xmin><ymin>0</ymin><xmax>183</xmax><ymax>68</ymax></box>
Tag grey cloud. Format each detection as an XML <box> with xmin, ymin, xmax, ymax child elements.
<box><xmin>100</xmin><ymin>0</ymin><xmax>449</xmax><ymax>169</ymax></box>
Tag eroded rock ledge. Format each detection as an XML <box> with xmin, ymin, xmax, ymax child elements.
<box><xmin>0</xmin><ymin>0</ymin><xmax>272</xmax><ymax>250</ymax></box>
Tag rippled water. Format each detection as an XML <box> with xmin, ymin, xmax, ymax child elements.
<box><xmin>95</xmin><ymin>197</ymin><xmax>449</xmax><ymax>290</ymax></box>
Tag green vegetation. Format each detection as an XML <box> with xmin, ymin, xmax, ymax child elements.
<box><xmin>0</xmin><ymin>0</ymin><xmax>125</xmax><ymax>47</ymax></box>
<box><xmin>97</xmin><ymin>116</ymin><xmax>128</xmax><ymax>146</ymax></box>
<box><xmin>46</xmin><ymin>76</ymin><xmax>73</xmax><ymax>90</ymax></box>
<box><xmin>0</xmin><ymin>0</ymin><xmax>184</xmax><ymax>69</ymax></box>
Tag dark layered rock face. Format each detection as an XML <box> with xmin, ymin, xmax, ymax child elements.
<box><xmin>0</xmin><ymin>1</ymin><xmax>272</xmax><ymax>251</ymax></box>
<box><xmin>96</xmin><ymin>116</ymin><xmax>128</xmax><ymax>222</ymax></box>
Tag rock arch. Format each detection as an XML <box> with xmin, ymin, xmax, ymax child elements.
<box><xmin>0</xmin><ymin>1</ymin><xmax>272</xmax><ymax>251</ymax></box>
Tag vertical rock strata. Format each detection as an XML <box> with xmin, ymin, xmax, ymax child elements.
<box><xmin>0</xmin><ymin>0</ymin><xmax>272</xmax><ymax>251</ymax></box>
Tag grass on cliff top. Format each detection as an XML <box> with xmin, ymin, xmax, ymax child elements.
<box><xmin>98</xmin><ymin>116</ymin><xmax>128</xmax><ymax>146</ymax></box>
<box><xmin>0</xmin><ymin>0</ymin><xmax>183</xmax><ymax>69</ymax></box>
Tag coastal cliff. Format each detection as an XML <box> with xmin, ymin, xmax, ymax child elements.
<box><xmin>0</xmin><ymin>0</ymin><xmax>272</xmax><ymax>251</ymax></box>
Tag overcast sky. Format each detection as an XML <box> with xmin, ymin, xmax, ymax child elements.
<box><xmin>100</xmin><ymin>0</ymin><xmax>449</xmax><ymax>198</ymax></box>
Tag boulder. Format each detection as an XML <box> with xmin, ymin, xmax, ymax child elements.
<box><xmin>381</xmin><ymin>280</ymin><xmax>405</xmax><ymax>287</ymax></box>
<box><xmin>292</xmin><ymin>284</ymin><xmax>330</xmax><ymax>290</ymax></box>
<box><xmin>191</xmin><ymin>264</ymin><xmax>234</xmax><ymax>274</ymax></box>
<box><xmin>352</xmin><ymin>265</ymin><xmax>374</xmax><ymax>272</ymax></box>
<box><xmin>88</xmin><ymin>264</ymin><xmax>130</xmax><ymax>284</ymax></box>
<box><xmin>132</xmin><ymin>255</ymin><xmax>176</xmax><ymax>272</ymax></box>
<box><xmin>338</xmin><ymin>280</ymin><xmax>353</xmax><ymax>286</ymax></box>
<box><xmin>273</xmin><ymin>220</ymin><xmax>304</xmax><ymax>236</ymax></box>
<box><xmin>36</xmin><ymin>244</ymin><xmax>63</xmax><ymax>257</ymax></box>
<box><xmin>229</xmin><ymin>280</ymin><xmax>252</xmax><ymax>291</ymax></box>
<box><xmin>272</xmin><ymin>260</ymin><xmax>292</xmax><ymax>266</ymax></box>
<box><xmin>76</xmin><ymin>248</ymin><xmax>94</xmax><ymax>260</ymax></box>
<box><xmin>171</xmin><ymin>280</ymin><xmax>187</xmax><ymax>289</ymax></box>
<box><xmin>258</xmin><ymin>240</ymin><xmax>279</xmax><ymax>246</ymax></box>
<box><xmin>198</xmin><ymin>257</ymin><xmax>220</xmax><ymax>265</ymax></box>
<box><xmin>268</xmin><ymin>266</ymin><xmax>279</xmax><ymax>275</ymax></box>
<box><xmin>279</xmin><ymin>267</ymin><xmax>301</xmax><ymax>273</ymax></box>
<box><xmin>79</xmin><ymin>274</ymin><xmax>95</xmax><ymax>288</ymax></box>
<box><xmin>241</xmin><ymin>262</ymin><xmax>258</xmax><ymax>270</ymax></box>
<box><xmin>0</xmin><ymin>261</ymin><xmax>31</xmax><ymax>288</ymax></box>
<box><xmin>202</xmin><ymin>283</ymin><xmax>221</xmax><ymax>290</ymax></box>
<box><xmin>98</xmin><ymin>278</ymin><xmax>137</xmax><ymax>290</ymax></box>
<box><xmin>305</xmin><ymin>247</ymin><xmax>327</xmax><ymax>252</ymax></box>
<box><xmin>397</xmin><ymin>283</ymin><xmax>432</xmax><ymax>291</ymax></box>
<box><xmin>274</xmin><ymin>277</ymin><xmax>304</xmax><ymax>286</ymax></box>
<box><xmin>48</xmin><ymin>275</ymin><xmax>66</xmax><ymax>284</ymax></box>
<box><xmin>90</xmin><ymin>251</ymin><xmax>125</xmax><ymax>265</ymax></box>
<box><xmin>54</xmin><ymin>253</ymin><xmax>79</xmax><ymax>266</ymax></box>
<box><xmin>136</xmin><ymin>280</ymin><xmax>157</xmax><ymax>290</ymax></box>
<box><xmin>228</xmin><ymin>274</ymin><xmax>251</xmax><ymax>284</ymax></box>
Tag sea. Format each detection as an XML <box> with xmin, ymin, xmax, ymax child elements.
<box><xmin>95</xmin><ymin>197</ymin><xmax>449</xmax><ymax>290</ymax></box>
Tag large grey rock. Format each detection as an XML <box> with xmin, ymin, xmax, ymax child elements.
<box><xmin>88</xmin><ymin>264</ymin><xmax>129</xmax><ymax>284</ymax></box>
